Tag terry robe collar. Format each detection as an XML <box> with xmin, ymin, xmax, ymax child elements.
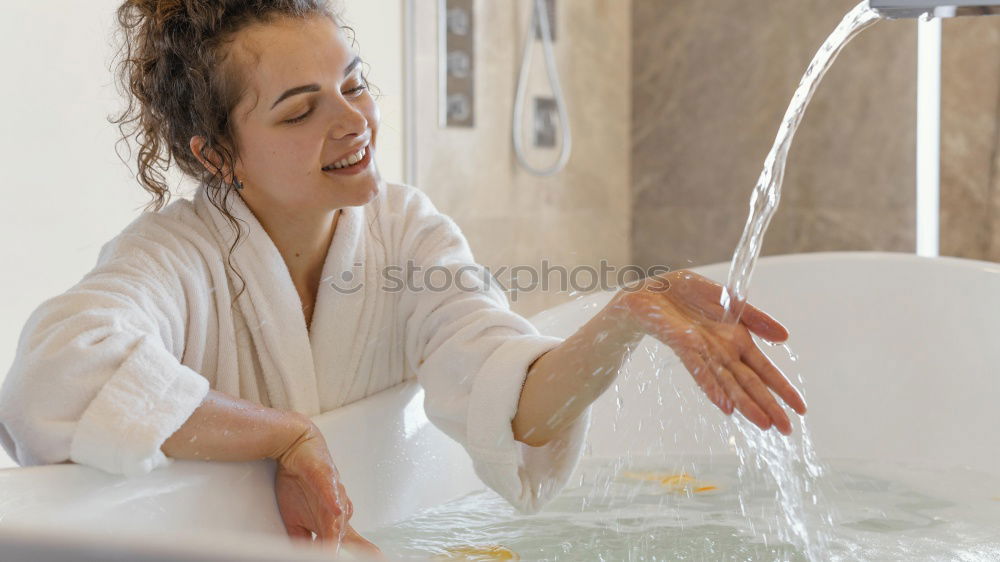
<box><xmin>192</xmin><ymin>183</ymin><xmax>378</xmax><ymax>416</ymax></box>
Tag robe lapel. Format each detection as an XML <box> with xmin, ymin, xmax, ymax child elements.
<box><xmin>194</xmin><ymin>185</ymin><xmax>321</xmax><ymax>415</ymax></box>
<box><xmin>307</xmin><ymin>201</ymin><xmax>373</xmax><ymax>409</ymax></box>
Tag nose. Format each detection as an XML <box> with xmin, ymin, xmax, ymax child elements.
<box><xmin>328</xmin><ymin>95</ymin><xmax>368</xmax><ymax>140</ymax></box>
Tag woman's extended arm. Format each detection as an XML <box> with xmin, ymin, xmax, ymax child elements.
<box><xmin>512</xmin><ymin>298</ymin><xmax>645</xmax><ymax>447</ymax></box>
<box><xmin>160</xmin><ymin>388</ymin><xmax>311</xmax><ymax>462</ymax></box>
<box><xmin>513</xmin><ymin>269</ymin><xmax>808</xmax><ymax>446</ymax></box>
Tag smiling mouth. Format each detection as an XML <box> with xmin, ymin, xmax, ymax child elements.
<box><xmin>322</xmin><ymin>145</ymin><xmax>369</xmax><ymax>171</ymax></box>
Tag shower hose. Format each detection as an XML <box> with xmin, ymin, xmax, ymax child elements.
<box><xmin>512</xmin><ymin>0</ymin><xmax>572</xmax><ymax>176</ymax></box>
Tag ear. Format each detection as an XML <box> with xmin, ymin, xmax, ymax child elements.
<box><xmin>189</xmin><ymin>135</ymin><xmax>235</xmax><ymax>184</ymax></box>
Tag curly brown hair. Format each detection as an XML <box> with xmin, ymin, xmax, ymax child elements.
<box><xmin>108</xmin><ymin>0</ymin><xmax>378</xmax><ymax>305</ymax></box>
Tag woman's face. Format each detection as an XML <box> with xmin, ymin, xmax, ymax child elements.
<box><xmin>197</xmin><ymin>14</ymin><xmax>382</xmax><ymax>215</ymax></box>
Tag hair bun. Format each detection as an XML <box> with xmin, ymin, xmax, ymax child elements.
<box><xmin>124</xmin><ymin>0</ymin><xmax>198</xmax><ymax>30</ymax></box>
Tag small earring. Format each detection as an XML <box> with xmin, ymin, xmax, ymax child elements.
<box><xmin>232</xmin><ymin>176</ymin><xmax>244</xmax><ymax>191</ymax></box>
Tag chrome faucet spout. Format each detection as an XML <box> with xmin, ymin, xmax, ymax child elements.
<box><xmin>869</xmin><ymin>0</ymin><xmax>1000</xmax><ymax>18</ymax></box>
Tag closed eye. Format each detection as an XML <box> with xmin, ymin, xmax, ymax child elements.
<box><xmin>283</xmin><ymin>84</ymin><xmax>368</xmax><ymax>125</ymax></box>
<box><xmin>284</xmin><ymin>108</ymin><xmax>314</xmax><ymax>124</ymax></box>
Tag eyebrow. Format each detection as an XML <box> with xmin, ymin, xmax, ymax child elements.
<box><xmin>269</xmin><ymin>55</ymin><xmax>362</xmax><ymax>110</ymax></box>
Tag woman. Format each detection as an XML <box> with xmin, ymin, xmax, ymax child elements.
<box><xmin>0</xmin><ymin>0</ymin><xmax>807</xmax><ymax>556</ymax></box>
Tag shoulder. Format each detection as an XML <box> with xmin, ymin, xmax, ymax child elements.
<box><xmin>94</xmin><ymin>195</ymin><xmax>218</xmax><ymax>279</ymax></box>
<box><xmin>373</xmin><ymin>182</ymin><xmax>473</xmax><ymax>262</ymax></box>
<box><xmin>375</xmin><ymin>182</ymin><xmax>462</xmax><ymax>232</ymax></box>
<box><xmin>375</xmin><ymin>181</ymin><xmax>442</xmax><ymax>217</ymax></box>
<box><xmin>368</xmin><ymin>181</ymin><xmax>459</xmax><ymax>242</ymax></box>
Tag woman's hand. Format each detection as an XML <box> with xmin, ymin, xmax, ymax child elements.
<box><xmin>611</xmin><ymin>269</ymin><xmax>807</xmax><ymax>435</ymax></box>
<box><xmin>273</xmin><ymin>422</ymin><xmax>383</xmax><ymax>558</ymax></box>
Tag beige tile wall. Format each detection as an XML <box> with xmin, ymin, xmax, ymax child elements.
<box><xmin>941</xmin><ymin>17</ymin><xmax>1000</xmax><ymax>261</ymax></box>
<box><xmin>412</xmin><ymin>1</ymin><xmax>999</xmax><ymax>321</ymax></box>
<box><xmin>632</xmin><ymin>0</ymin><xmax>918</xmax><ymax>272</ymax></box>
<box><xmin>412</xmin><ymin>0</ymin><xmax>632</xmax><ymax>317</ymax></box>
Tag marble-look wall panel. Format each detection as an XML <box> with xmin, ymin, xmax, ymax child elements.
<box><xmin>632</xmin><ymin>0</ymin><xmax>917</xmax><ymax>272</ymax></box>
<box><xmin>413</xmin><ymin>0</ymin><xmax>632</xmax><ymax>317</ymax></box>
<box><xmin>940</xmin><ymin>17</ymin><xmax>1000</xmax><ymax>261</ymax></box>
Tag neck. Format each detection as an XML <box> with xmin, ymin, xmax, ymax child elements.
<box><xmin>259</xmin><ymin>205</ymin><xmax>341</xmax><ymax>296</ymax></box>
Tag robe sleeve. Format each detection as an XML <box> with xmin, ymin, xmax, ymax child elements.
<box><xmin>0</xmin><ymin>230</ymin><xmax>210</xmax><ymax>477</ymax></box>
<box><xmin>397</xmin><ymin>186</ymin><xmax>593</xmax><ymax>515</ymax></box>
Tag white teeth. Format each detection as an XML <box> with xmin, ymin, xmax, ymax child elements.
<box><xmin>325</xmin><ymin>147</ymin><xmax>367</xmax><ymax>171</ymax></box>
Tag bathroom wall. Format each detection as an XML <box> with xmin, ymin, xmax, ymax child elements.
<box><xmin>339</xmin><ymin>0</ymin><xmax>405</xmax><ymax>185</ymax></box>
<box><xmin>631</xmin><ymin>0</ymin><xmax>918</xmax><ymax>271</ymax></box>
<box><xmin>0</xmin><ymin>0</ymin><xmax>407</xmax><ymax>470</ymax></box>
<box><xmin>940</xmin><ymin>17</ymin><xmax>1000</xmax><ymax>262</ymax></box>
<box><xmin>0</xmin><ymin>0</ymin><xmax>151</xmax><ymax>468</ymax></box>
<box><xmin>411</xmin><ymin>0</ymin><xmax>632</xmax><ymax>318</ymax></box>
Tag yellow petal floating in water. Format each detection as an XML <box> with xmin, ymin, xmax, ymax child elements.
<box><xmin>660</xmin><ymin>474</ymin><xmax>696</xmax><ymax>485</ymax></box>
<box><xmin>622</xmin><ymin>471</ymin><xmax>693</xmax><ymax>483</ymax></box>
<box><xmin>620</xmin><ymin>470</ymin><xmax>719</xmax><ymax>495</ymax></box>
<box><xmin>621</xmin><ymin>470</ymin><xmax>662</xmax><ymax>482</ymax></box>
<box><xmin>431</xmin><ymin>545</ymin><xmax>521</xmax><ymax>561</ymax></box>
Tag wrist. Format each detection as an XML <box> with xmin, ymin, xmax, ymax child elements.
<box><xmin>268</xmin><ymin>410</ymin><xmax>316</xmax><ymax>463</ymax></box>
<box><xmin>604</xmin><ymin>290</ymin><xmax>646</xmax><ymax>344</ymax></box>
<box><xmin>608</xmin><ymin>270</ymin><xmax>686</xmax><ymax>340</ymax></box>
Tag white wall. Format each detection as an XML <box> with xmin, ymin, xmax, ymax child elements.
<box><xmin>339</xmin><ymin>0</ymin><xmax>405</xmax><ymax>185</ymax></box>
<box><xmin>0</xmin><ymin>0</ymin><xmax>404</xmax><ymax>469</ymax></box>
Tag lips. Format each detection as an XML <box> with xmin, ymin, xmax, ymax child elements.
<box><xmin>322</xmin><ymin>142</ymin><xmax>370</xmax><ymax>171</ymax></box>
<box><xmin>321</xmin><ymin>143</ymin><xmax>374</xmax><ymax>176</ymax></box>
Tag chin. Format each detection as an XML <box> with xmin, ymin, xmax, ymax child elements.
<box><xmin>347</xmin><ymin>177</ymin><xmax>381</xmax><ymax>206</ymax></box>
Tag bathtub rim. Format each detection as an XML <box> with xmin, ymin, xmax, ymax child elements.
<box><xmin>529</xmin><ymin>250</ymin><xmax>1000</xmax><ymax>323</ymax></box>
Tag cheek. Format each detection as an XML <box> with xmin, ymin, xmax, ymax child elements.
<box><xmin>280</xmin><ymin>133</ymin><xmax>318</xmax><ymax>168</ymax></box>
<box><xmin>242</xmin><ymin>134</ymin><xmax>292</xmax><ymax>175</ymax></box>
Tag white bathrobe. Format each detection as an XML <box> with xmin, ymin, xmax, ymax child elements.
<box><xmin>0</xmin><ymin>181</ymin><xmax>592</xmax><ymax>514</ymax></box>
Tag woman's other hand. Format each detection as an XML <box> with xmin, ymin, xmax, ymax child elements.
<box><xmin>273</xmin><ymin>421</ymin><xmax>384</xmax><ymax>558</ymax></box>
<box><xmin>611</xmin><ymin>269</ymin><xmax>808</xmax><ymax>435</ymax></box>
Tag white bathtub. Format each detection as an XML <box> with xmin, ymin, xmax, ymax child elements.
<box><xmin>1</xmin><ymin>251</ymin><xmax>998</xmax><ymax>560</ymax></box>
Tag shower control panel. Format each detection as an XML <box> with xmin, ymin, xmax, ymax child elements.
<box><xmin>534</xmin><ymin>97</ymin><xmax>558</xmax><ymax>147</ymax></box>
<box><xmin>440</xmin><ymin>0</ymin><xmax>475</xmax><ymax>128</ymax></box>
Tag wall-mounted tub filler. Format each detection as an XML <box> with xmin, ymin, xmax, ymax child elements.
<box><xmin>867</xmin><ymin>0</ymin><xmax>1000</xmax><ymax>255</ymax></box>
<box><xmin>869</xmin><ymin>0</ymin><xmax>1000</xmax><ymax>18</ymax></box>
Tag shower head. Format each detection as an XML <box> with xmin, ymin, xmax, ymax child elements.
<box><xmin>869</xmin><ymin>0</ymin><xmax>1000</xmax><ymax>19</ymax></box>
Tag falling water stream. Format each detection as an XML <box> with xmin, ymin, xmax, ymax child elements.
<box><xmin>715</xmin><ymin>2</ymin><xmax>879</xmax><ymax>560</ymax></box>
<box><xmin>363</xmin><ymin>2</ymin><xmax>1000</xmax><ymax>560</ymax></box>
<box><xmin>719</xmin><ymin>1</ymin><xmax>881</xmax><ymax>324</ymax></box>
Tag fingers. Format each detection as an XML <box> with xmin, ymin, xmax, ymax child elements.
<box><xmin>726</xmin><ymin>359</ymin><xmax>793</xmax><ymax>435</ymax></box>
<box><xmin>700</xmin><ymin>333</ymin><xmax>793</xmax><ymax>434</ymax></box>
<box><xmin>712</xmin><ymin>360</ymin><xmax>773</xmax><ymax>432</ymax></box>
<box><xmin>317</xmin><ymin>518</ymin><xmax>385</xmax><ymax>560</ymax></box>
<box><xmin>676</xmin><ymin>348</ymin><xmax>732</xmax><ymax>414</ymax></box>
<box><xmin>739</xmin><ymin>303</ymin><xmax>790</xmax><ymax>343</ymax></box>
<box><xmin>314</xmin><ymin>480</ymin><xmax>354</xmax><ymax>549</ymax></box>
<box><xmin>284</xmin><ymin>523</ymin><xmax>313</xmax><ymax>543</ymax></box>
<box><xmin>315</xmin><ymin>517</ymin><xmax>349</xmax><ymax>556</ymax></box>
<box><xmin>319</xmin><ymin>478</ymin><xmax>353</xmax><ymax>519</ymax></box>
<box><xmin>742</xmin><ymin>341</ymin><xmax>807</xmax><ymax>415</ymax></box>
<box><xmin>343</xmin><ymin>524</ymin><xmax>384</xmax><ymax>557</ymax></box>
<box><xmin>680</xmin><ymin>334</ymin><xmax>772</xmax><ymax>431</ymax></box>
